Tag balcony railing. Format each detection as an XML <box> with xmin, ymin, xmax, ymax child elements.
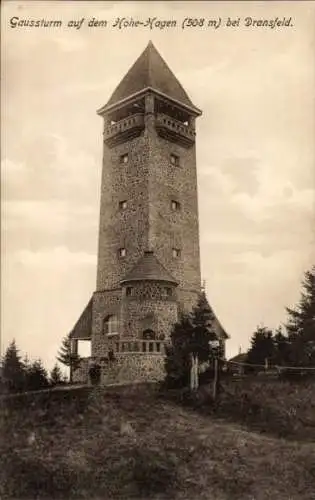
<box><xmin>104</xmin><ymin>113</ymin><xmax>145</xmax><ymax>147</ymax></box>
<box><xmin>113</xmin><ymin>339</ymin><xmax>167</xmax><ymax>354</ymax></box>
<box><xmin>155</xmin><ymin>113</ymin><xmax>195</xmax><ymax>147</ymax></box>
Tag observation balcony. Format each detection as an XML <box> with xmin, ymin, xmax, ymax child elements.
<box><xmin>155</xmin><ymin>113</ymin><xmax>195</xmax><ymax>147</ymax></box>
<box><xmin>111</xmin><ymin>339</ymin><xmax>167</xmax><ymax>355</ymax></box>
<box><xmin>104</xmin><ymin>113</ymin><xmax>145</xmax><ymax>147</ymax></box>
<box><xmin>90</xmin><ymin>340</ymin><xmax>168</xmax><ymax>361</ymax></box>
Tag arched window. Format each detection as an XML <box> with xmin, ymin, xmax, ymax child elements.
<box><xmin>143</xmin><ymin>329</ymin><xmax>156</xmax><ymax>340</ymax></box>
<box><xmin>103</xmin><ymin>315</ymin><xmax>118</xmax><ymax>336</ymax></box>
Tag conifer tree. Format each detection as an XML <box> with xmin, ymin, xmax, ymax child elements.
<box><xmin>285</xmin><ymin>266</ymin><xmax>315</xmax><ymax>366</ymax></box>
<box><xmin>50</xmin><ymin>363</ymin><xmax>63</xmax><ymax>386</ymax></box>
<box><xmin>57</xmin><ymin>334</ymin><xmax>81</xmax><ymax>383</ymax></box>
<box><xmin>164</xmin><ymin>314</ymin><xmax>194</xmax><ymax>388</ymax></box>
<box><xmin>2</xmin><ymin>340</ymin><xmax>25</xmax><ymax>393</ymax></box>
<box><xmin>246</xmin><ymin>325</ymin><xmax>275</xmax><ymax>369</ymax></box>
<box><xmin>164</xmin><ymin>291</ymin><xmax>218</xmax><ymax>388</ymax></box>
<box><xmin>27</xmin><ymin>359</ymin><xmax>49</xmax><ymax>391</ymax></box>
<box><xmin>22</xmin><ymin>354</ymin><xmax>32</xmax><ymax>391</ymax></box>
<box><xmin>190</xmin><ymin>291</ymin><xmax>217</xmax><ymax>362</ymax></box>
<box><xmin>273</xmin><ymin>326</ymin><xmax>291</xmax><ymax>366</ymax></box>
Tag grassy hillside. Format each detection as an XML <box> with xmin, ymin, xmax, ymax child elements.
<box><xmin>164</xmin><ymin>377</ymin><xmax>315</xmax><ymax>442</ymax></box>
<box><xmin>1</xmin><ymin>383</ymin><xmax>315</xmax><ymax>500</ymax></box>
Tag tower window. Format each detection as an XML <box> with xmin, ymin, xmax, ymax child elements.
<box><xmin>119</xmin><ymin>200</ymin><xmax>127</xmax><ymax>210</ymax></box>
<box><xmin>171</xmin><ymin>200</ymin><xmax>181</xmax><ymax>211</ymax></box>
<box><xmin>103</xmin><ymin>315</ymin><xmax>118</xmax><ymax>336</ymax></box>
<box><xmin>120</xmin><ymin>153</ymin><xmax>128</xmax><ymax>164</ymax></box>
<box><xmin>170</xmin><ymin>154</ymin><xmax>179</xmax><ymax>167</ymax></box>
<box><xmin>126</xmin><ymin>286</ymin><xmax>133</xmax><ymax>297</ymax></box>
<box><xmin>143</xmin><ymin>329</ymin><xmax>156</xmax><ymax>340</ymax></box>
<box><xmin>164</xmin><ymin>287</ymin><xmax>173</xmax><ymax>297</ymax></box>
<box><xmin>118</xmin><ymin>248</ymin><xmax>126</xmax><ymax>258</ymax></box>
<box><xmin>172</xmin><ymin>248</ymin><xmax>181</xmax><ymax>258</ymax></box>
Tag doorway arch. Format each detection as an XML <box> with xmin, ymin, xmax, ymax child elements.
<box><xmin>142</xmin><ymin>329</ymin><xmax>156</xmax><ymax>340</ymax></box>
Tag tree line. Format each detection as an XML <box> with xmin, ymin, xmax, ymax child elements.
<box><xmin>0</xmin><ymin>342</ymin><xmax>63</xmax><ymax>393</ymax></box>
<box><xmin>1</xmin><ymin>265</ymin><xmax>314</xmax><ymax>393</ymax></box>
<box><xmin>0</xmin><ymin>333</ymin><xmax>81</xmax><ymax>394</ymax></box>
<box><xmin>245</xmin><ymin>266</ymin><xmax>315</xmax><ymax>371</ymax></box>
<box><xmin>164</xmin><ymin>265</ymin><xmax>315</xmax><ymax>386</ymax></box>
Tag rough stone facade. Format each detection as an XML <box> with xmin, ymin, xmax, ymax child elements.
<box><xmin>96</xmin><ymin>132</ymin><xmax>151</xmax><ymax>290</ymax></box>
<box><xmin>73</xmin><ymin>353</ymin><xmax>166</xmax><ymax>385</ymax></box>
<box><xmin>96</xmin><ymin>103</ymin><xmax>201</xmax><ymax>304</ymax></box>
<box><xmin>69</xmin><ymin>43</ymin><xmax>228</xmax><ymax>384</ymax></box>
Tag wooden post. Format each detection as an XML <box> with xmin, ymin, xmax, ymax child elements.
<box><xmin>213</xmin><ymin>357</ymin><xmax>218</xmax><ymax>401</ymax></box>
<box><xmin>195</xmin><ymin>354</ymin><xmax>199</xmax><ymax>390</ymax></box>
<box><xmin>190</xmin><ymin>353</ymin><xmax>199</xmax><ymax>391</ymax></box>
<box><xmin>69</xmin><ymin>339</ymin><xmax>78</xmax><ymax>384</ymax></box>
<box><xmin>190</xmin><ymin>353</ymin><xmax>194</xmax><ymax>391</ymax></box>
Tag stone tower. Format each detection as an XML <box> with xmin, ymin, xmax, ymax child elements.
<box><xmin>70</xmin><ymin>42</ymin><xmax>228</xmax><ymax>383</ymax></box>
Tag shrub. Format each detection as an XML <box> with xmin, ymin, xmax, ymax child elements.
<box><xmin>132</xmin><ymin>447</ymin><xmax>178</xmax><ymax>497</ymax></box>
<box><xmin>89</xmin><ymin>364</ymin><xmax>101</xmax><ymax>386</ymax></box>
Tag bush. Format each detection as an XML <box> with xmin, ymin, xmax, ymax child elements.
<box><xmin>89</xmin><ymin>364</ymin><xmax>101</xmax><ymax>386</ymax></box>
<box><xmin>279</xmin><ymin>368</ymin><xmax>315</xmax><ymax>381</ymax></box>
<box><xmin>132</xmin><ymin>447</ymin><xmax>178</xmax><ymax>497</ymax></box>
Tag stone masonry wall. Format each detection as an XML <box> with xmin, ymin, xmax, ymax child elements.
<box><xmin>92</xmin><ymin>289</ymin><xmax>121</xmax><ymax>357</ymax></box>
<box><xmin>73</xmin><ymin>353</ymin><xmax>166</xmax><ymax>385</ymax></box>
<box><xmin>96</xmin><ymin>106</ymin><xmax>201</xmax><ymax>301</ymax></box>
<box><xmin>93</xmin><ymin>94</ymin><xmax>202</xmax><ymax>380</ymax></box>
<box><xmin>101</xmin><ymin>353</ymin><xmax>165</xmax><ymax>384</ymax></box>
<box><xmin>120</xmin><ymin>284</ymin><xmax>178</xmax><ymax>339</ymax></box>
<box><xmin>92</xmin><ymin>282</ymin><xmax>179</xmax><ymax>358</ymax></box>
<box><xmin>147</xmin><ymin>120</ymin><xmax>201</xmax><ymax>296</ymax></box>
<box><xmin>96</xmin><ymin>133</ymin><xmax>151</xmax><ymax>290</ymax></box>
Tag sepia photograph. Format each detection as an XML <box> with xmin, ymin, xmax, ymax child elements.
<box><xmin>1</xmin><ymin>1</ymin><xmax>315</xmax><ymax>499</ymax></box>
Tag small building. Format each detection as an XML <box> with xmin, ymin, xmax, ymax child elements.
<box><xmin>227</xmin><ymin>352</ymin><xmax>248</xmax><ymax>376</ymax></box>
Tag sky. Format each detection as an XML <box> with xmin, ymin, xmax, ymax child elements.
<box><xmin>1</xmin><ymin>1</ymin><xmax>315</xmax><ymax>369</ymax></box>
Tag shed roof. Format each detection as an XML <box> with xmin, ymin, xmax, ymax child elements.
<box><xmin>69</xmin><ymin>297</ymin><xmax>92</xmax><ymax>340</ymax></box>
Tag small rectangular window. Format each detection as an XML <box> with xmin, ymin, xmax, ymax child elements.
<box><xmin>119</xmin><ymin>200</ymin><xmax>127</xmax><ymax>210</ymax></box>
<box><xmin>170</xmin><ymin>154</ymin><xmax>179</xmax><ymax>167</ymax></box>
<box><xmin>126</xmin><ymin>286</ymin><xmax>133</xmax><ymax>297</ymax></box>
<box><xmin>120</xmin><ymin>153</ymin><xmax>128</xmax><ymax>164</ymax></box>
<box><xmin>172</xmin><ymin>248</ymin><xmax>181</xmax><ymax>258</ymax></box>
<box><xmin>171</xmin><ymin>200</ymin><xmax>181</xmax><ymax>211</ymax></box>
<box><xmin>164</xmin><ymin>287</ymin><xmax>172</xmax><ymax>297</ymax></box>
<box><xmin>118</xmin><ymin>248</ymin><xmax>126</xmax><ymax>258</ymax></box>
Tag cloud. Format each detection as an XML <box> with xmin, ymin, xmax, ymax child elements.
<box><xmin>1</xmin><ymin>133</ymin><xmax>101</xmax><ymax>203</ymax></box>
<box><xmin>2</xmin><ymin>197</ymin><xmax>99</xmax><ymax>256</ymax></box>
<box><xmin>12</xmin><ymin>246</ymin><xmax>96</xmax><ymax>268</ymax></box>
<box><xmin>2</xmin><ymin>199</ymin><xmax>97</xmax><ymax>229</ymax></box>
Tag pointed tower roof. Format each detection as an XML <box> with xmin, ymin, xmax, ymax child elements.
<box><xmin>121</xmin><ymin>251</ymin><xmax>178</xmax><ymax>285</ymax></box>
<box><xmin>103</xmin><ymin>42</ymin><xmax>200</xmax><ymax>113</ymax></box>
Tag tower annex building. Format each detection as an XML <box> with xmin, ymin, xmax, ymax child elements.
<box><xmin>70</xmin><ymin>42</ymin><xmax>228</xmax><ymax>383</ymax></box>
